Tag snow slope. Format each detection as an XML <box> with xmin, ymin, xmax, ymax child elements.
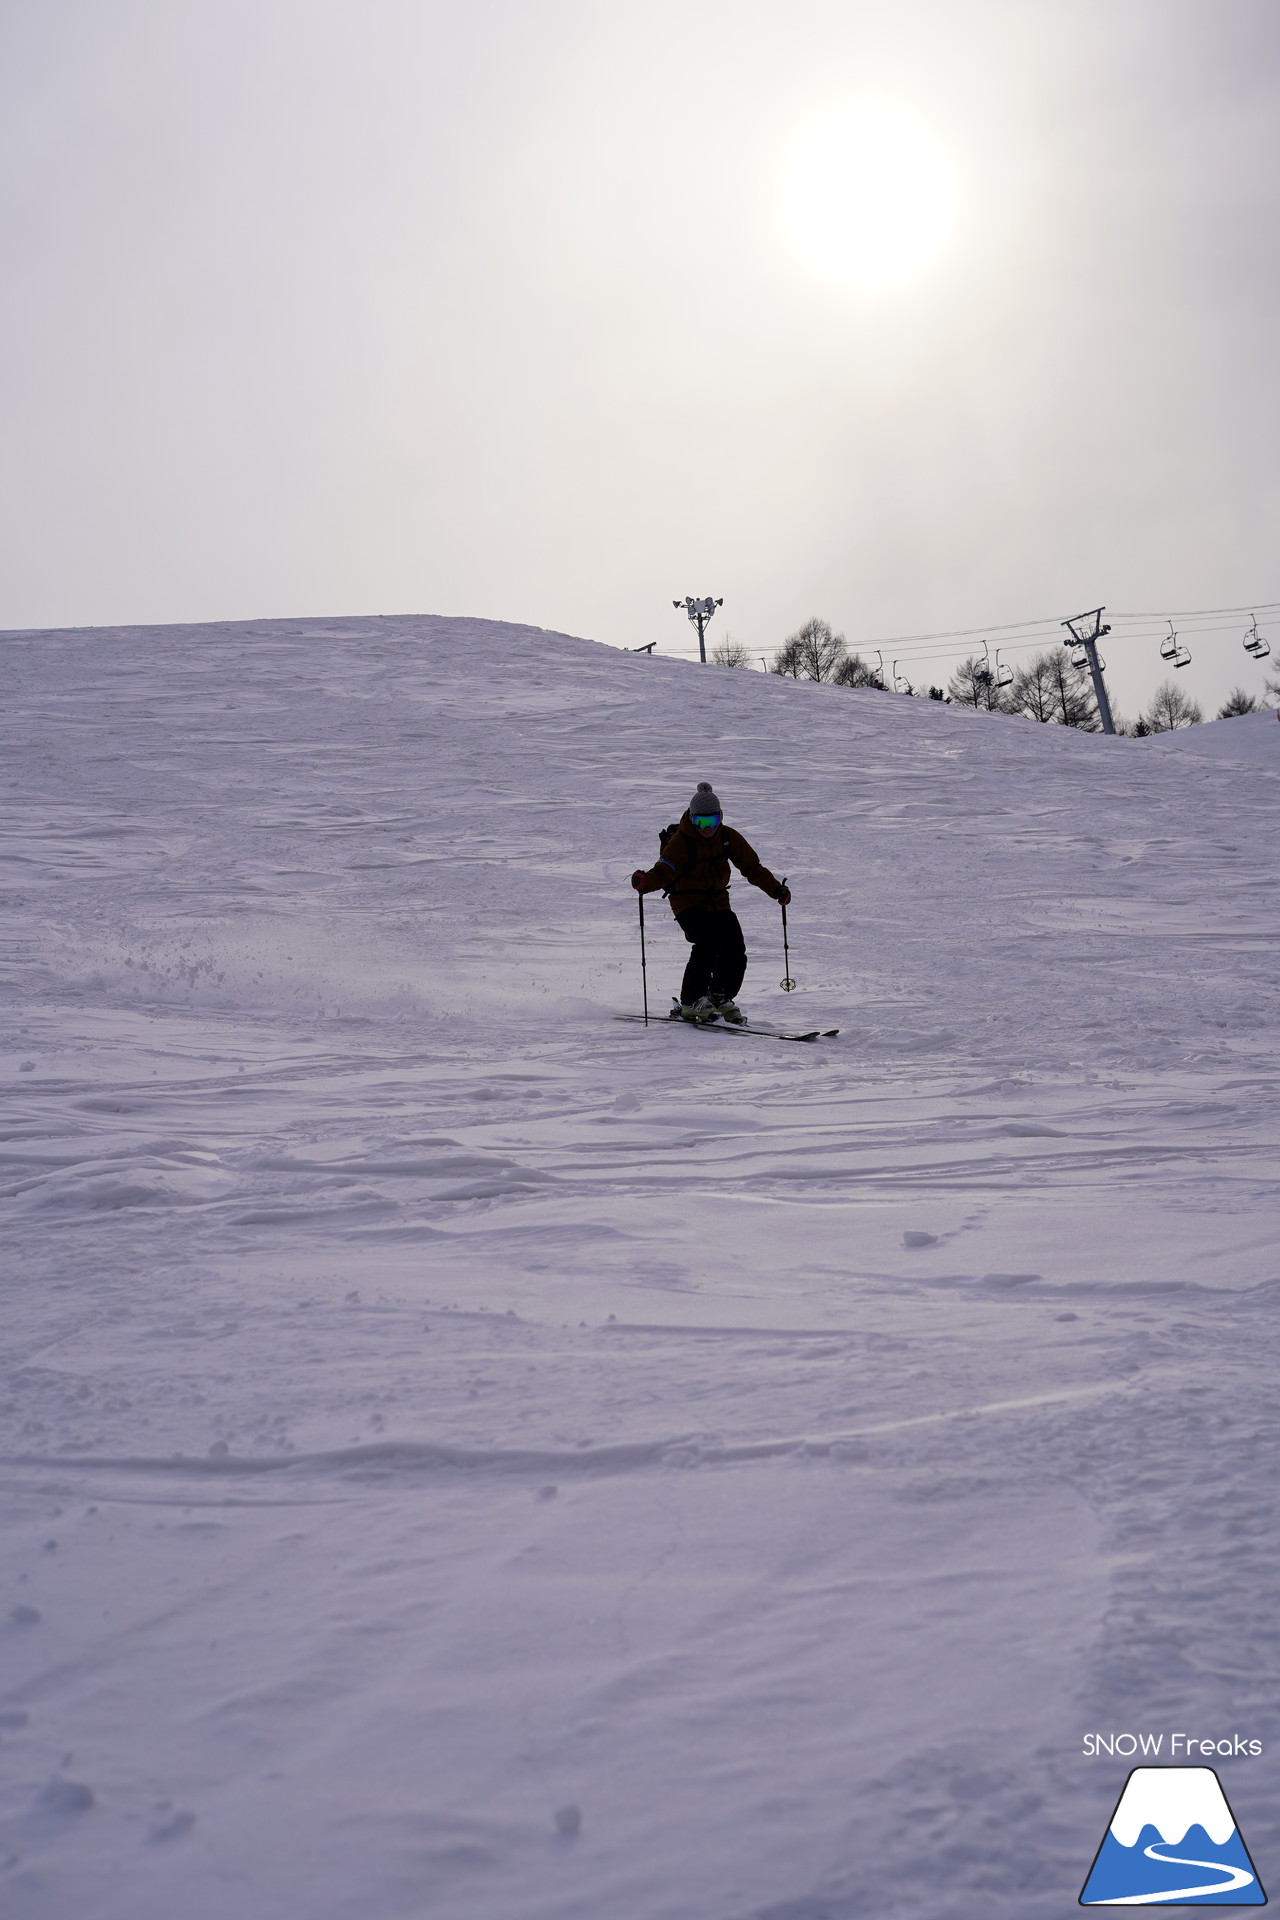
<box><xmin>2</xmin><ymin>615</ymin><xmax>1277</xmax><ymax>1919</ymax></box>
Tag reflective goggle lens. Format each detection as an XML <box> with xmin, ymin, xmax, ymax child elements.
<box><xmin>692</xmin><ymin>813</ymin><xmax>721</xmax><ymax>830</ymax></box>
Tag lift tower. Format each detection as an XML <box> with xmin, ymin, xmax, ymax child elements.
<box><xmin>1061</xmin><ymin>607</ymin><xmax>1116</xmax><ymax>735</ymax></box>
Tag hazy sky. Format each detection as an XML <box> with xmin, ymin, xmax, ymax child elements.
<box><xmin>2</xmin><ymin>0</ymin><xmax>1278</xmax><ymax>716</ymax></box>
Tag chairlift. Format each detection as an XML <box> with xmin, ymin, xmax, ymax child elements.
<box><xmin>1244</xmin><ymin>615</ymin><xmax>1271</xmax><ymax>660</ymax></box>
<box><xmin>1172</xmin><ymin>645</ymin><xmax>1191</xmax><ymax>669</ymax></box>
<box><xmin>994</xmin><ymin>648</ymin><xmax>1013</xmax><ymax>690</ymax></box>
<box><xmin>1160</xmin><ymin>621</ymin><xmax>1179</xmax><ymax>662</ymax></box>
<box><xmin>974</xmin><ymin>639</ymin><xmax>993</xmax><ymax>688</ymax></box>
<box><xmin>1070</xmin><ymin>645</ymin><xmax>1089</xmax><ymax>671</ymax></box>
<box><xmin>892</xmin><ymin>660</ymin><xmax>913</xmax><ymax>695</ymax></box>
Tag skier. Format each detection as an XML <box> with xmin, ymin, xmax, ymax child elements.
<box><xmin>630</xmin><ymin>780</ymin><xmax>791</xmax><ymax>1024</ymax></box>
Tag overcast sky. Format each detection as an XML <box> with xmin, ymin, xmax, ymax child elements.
<box><xmin>2</xmin><ymin>0</ymin><xmax>1277</xmax><ymax>716</ymax></box>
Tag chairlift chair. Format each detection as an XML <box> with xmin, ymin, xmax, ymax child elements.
<box><xmin>1172</xmin><ymin>645</ymin><xmax>1191</xmax><ymax>669</ymax></box>
<box><xmin>994</xmin><ymin>649</ymin><xmax>1013</xmax><ymax>690</ymax></box>
<box><xmin>1070</xmin><ymin>645</ymin><xmax>1090</xmax><ymax>671</ymax></box>
<box><xmin>892</xmin><ymin>660</ymin><xmax>913</xmax><ymax>695</ymax></box>
<box><xmin>1244</xmin><ymin>616</ymin><xmax>1271</xmax><ymax>660</ymax></box>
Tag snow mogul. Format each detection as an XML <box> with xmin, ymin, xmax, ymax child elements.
<box><xmin>630</xmin><ymin>780</ymin><xmax>791</xmax><ymax>1024</ymax></box>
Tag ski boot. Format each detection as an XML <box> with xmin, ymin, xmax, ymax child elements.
<box><xmin>715</xmin><ymin>997</ymin><xmax>747</xmax><ymax>1025</ymax></box>
<box><xmin>672</xmin><ymin>996</ymin><xmax>720</xmax><ymax>1023</ymax></box>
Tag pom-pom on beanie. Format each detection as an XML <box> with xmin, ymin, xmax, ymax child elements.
<box><xmin>689</xmin><ymin>780</ymin><xmax>722</xmax><ymax>817</ymax></box>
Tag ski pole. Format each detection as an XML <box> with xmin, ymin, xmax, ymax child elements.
<box><xmin>779</xmin><ymin>880</ymin><xmax>796</xmax><ymax>992</ymax></box>
<box><xmin>638</xmin><ymin>890</ymin><xmax>649</xmax><ymax>1025</ymax></box>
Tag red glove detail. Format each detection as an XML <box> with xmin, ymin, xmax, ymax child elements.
<box><xmin>631</xmin><ymin>870</ymin><xmax>649</xmax><ymax>892</ymax></box>
<box><xmin>778</xmin><ymin>885</ymin><xmax>792</xmax><ymax>906</ymax></box>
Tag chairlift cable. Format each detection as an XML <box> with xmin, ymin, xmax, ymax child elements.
<box><xmin>658</xmin><ymin>593</ymin><xmax>1280</xmax><ymax>680</ymax></box>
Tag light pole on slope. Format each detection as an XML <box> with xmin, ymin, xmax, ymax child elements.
<box><xmin>673</xmin><ymin>596</ymin><xmax>723</xmax><ymax>664</ymax></box>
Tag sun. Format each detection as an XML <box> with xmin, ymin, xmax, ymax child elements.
<box><xmin>783</xmin><ymin>107</ymin><xmax>959</xmax><ymax>291</ymax></box>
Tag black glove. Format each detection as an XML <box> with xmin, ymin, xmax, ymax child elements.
<box><xmin>631</xmin><ymin>870</ymin><xmax>649</xmax><ymax>892</ymax></box>
<box><xmin>778</xmin><ymin>885</ymin><xmax>792</xmax><ymax>907</ymax></box>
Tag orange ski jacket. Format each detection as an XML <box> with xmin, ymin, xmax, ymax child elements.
<box><xmin>634</xmin><ymin>814</ymin><xmax>785</xmax><ymax>917</ymax></box>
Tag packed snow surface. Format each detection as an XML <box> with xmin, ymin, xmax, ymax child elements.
<box><xmin>2</xmin><ymin>614</ymin><xmax>1277</xmax><ymax>1919</ymax></box>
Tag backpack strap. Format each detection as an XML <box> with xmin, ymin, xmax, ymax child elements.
<box><xmin>655</xmin><ymin>821</ymin><xmax>692</xmax><ymax>897</ymax></box>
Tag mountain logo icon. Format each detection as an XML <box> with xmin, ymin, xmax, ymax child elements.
<box><xmin>1080</xmin><ymin>1766</ymin><xmax>1266</xmax><ymax>1905</ymax></box>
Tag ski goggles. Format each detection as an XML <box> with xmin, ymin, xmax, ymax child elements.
<box><xmin>691</xmin><ymin>812</ymin><xmax>721</xmax><ymax>831</ymax></box>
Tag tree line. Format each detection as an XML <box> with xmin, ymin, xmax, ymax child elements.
<box><xmin>711</xmin><ymin>616</ymin><xmax>1278</xmax><ymax>734</ymax></box>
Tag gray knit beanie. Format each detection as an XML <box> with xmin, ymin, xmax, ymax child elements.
<box><xmin>689</xmin><ymin>780</ymin><xmax>722</xmax><ymax>817</ymax></box>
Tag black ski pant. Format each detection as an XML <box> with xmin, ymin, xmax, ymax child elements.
<box><xmin>676</xmin><ymin>906</ymin><xmax>747</xmax><ymax>1005</ymax></box>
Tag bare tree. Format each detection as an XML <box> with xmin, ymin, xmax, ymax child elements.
<box><xmin>1144</xmin><ymin>680</ymin><xmax>1203</xmax><ymax>730</ymax></box>
<box><xmin>1217</xmin><ymin>687</ymin><xmax>1259</xmax><ymax>718</ymax></box>
<box><xmin>772</xmin><ymin>617</ymin><xmax>848</xmax><ymax>681</ymax></box>
<box><xmin>710</xmin><ymin>635</ymin><xmax>753</xmax><ymax>668</ymax></box>
<box><xmin>1008</xmin><ymin>651</ymin><xmax>1062</xmax><ymax>723</ymax></box>
<box><xmin>948</xmin><ymin>655</ymin><xmax>1007</xmax><ymax>711</ymax></box>
<box><xmin>1048</xmin><ymin>651</ymin><xmax>1101</xmax><ymax>729</ymax></box>
<box><xmin>832</xmin><ymin>651</ymin><xmax>883</xmax><ymax>688</ymax></box>
<box><xmin>947</xmin><ymin>647</ymin><xmax>1098</xmax><ymax>725</ymax></box>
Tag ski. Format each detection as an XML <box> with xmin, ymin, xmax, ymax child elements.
<box><xmin>613</xmin><ymin>1013</ymin><xmax>838</xmax><ymax>1044</ymax></box>
<box><xmin>714</xmin><ymin>1021</ymin><xmax>839</xmax><ymax>1043</ymax></box>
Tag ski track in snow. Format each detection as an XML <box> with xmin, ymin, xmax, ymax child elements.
<box><xmin>1</xmin><ymin>614</ymin><xmax>1278</xmax><ymax>1919</ymax></box>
